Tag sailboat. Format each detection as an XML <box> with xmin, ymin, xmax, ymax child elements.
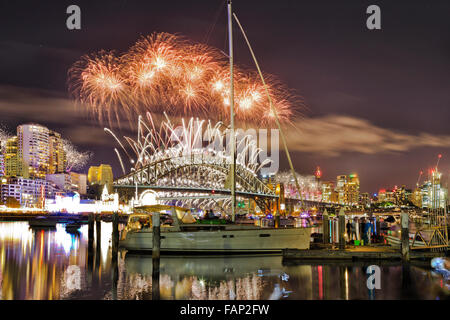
<box><xmin>119</xmin><ymin>0</ymin><xmax>312</xmax><ymax>253</ymax></box>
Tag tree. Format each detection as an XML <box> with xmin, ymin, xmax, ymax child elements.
<box><xmin>5</xmin><ymin>196</ymin><xmax>20</xmax><ymax>208</ymax></box>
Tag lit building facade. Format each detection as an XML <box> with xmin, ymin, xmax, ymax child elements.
<box><xmin>336</xmin><ymin>175</ymin><xmax>347</xmax><ymax>204</ymax></box>
<box><xmin>345</xmin><ymin>174</ymin><xmax>360</xmax><ymax>205</ymax></box>
<box><xmin>0</xmin><ymin>154</ymin><xmax>4</xmax><ymax>176</ymax></box>
<box><xmin>321</xmin><ymin>181</ymin><xmax>334</xmax><ymax>203</ymax></box>
<box><xmin>46</xmin><ymin>173</ymin><xmax>72</xmax><ymax>192</ymax></box>
<box><xmin>334</xmin><ymin>174</ymin><xmax>360</xmax><ymax>205</ymax></box>
<box><xmin>0</xmin><ymin>177</ymin><xmax>57</xmax><ymax>207</ymax></box>
<box><xmin>4</xmin><ymin>136</ymin><xmax>25</xmax><ymax>177</ymax></box>
<box><xmin>69</xmin><ymin>172</ymin><xmax>87</xmax><ymax>195</ymax></box>
<box><xmin>15</xmin><ymin>124</ymin><xmax>67</xmax><ymax>179</ymax></box>
<box><xmin>18</xmin><ymin>124</ymin><xmax>50</xmax><ymax>179</ymax></box>
<box><xmin>359</xmin><ymin>192</ymin><xmax>370</xmax><ymax>207</ymax></box>
<box><xmin>412</xmin><ymin>188</ymin><xmax>423</xmax><ymax>207</ymax></box>
<box><xmin>88</xmin><ymin>164</ymin><xmax>114</xmax><ymax>192</ymax></box>
<box><xmin>48</xmin><ymin>131</ymin><xmax>66</xmax><ymax>174</ymax></box>
<box><xmin>420</xmin><ymin>170</ymin><xmax>447</xmax><ymax>209</ymax></box>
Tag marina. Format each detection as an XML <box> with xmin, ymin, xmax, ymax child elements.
<box><xmin>0</xmin><ymin>219</ymin><xmax>448</xmax><ymax>300</ymax></box>
<box><xmin>0</xmin><ymin>0</ymin><xmax>449</xmax><ymax>307</ymax></box>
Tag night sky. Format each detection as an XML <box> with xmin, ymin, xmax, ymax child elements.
<box><xmin>0</xmin><ymin>0</ymin><xmax>449</xmax><ymax>194</ymax></box>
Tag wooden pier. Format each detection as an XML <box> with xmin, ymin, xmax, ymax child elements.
<box><xmin>283</xmin><ymin>245</ymin><xmax>446</xmax><ymax>261</ymax></box>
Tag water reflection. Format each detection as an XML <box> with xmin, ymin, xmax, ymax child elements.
<box><xmin>0</xmin><ymin>221</ymin><xmax>448</xmax><ymax>300</ymax></box>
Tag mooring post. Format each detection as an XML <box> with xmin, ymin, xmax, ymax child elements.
<box><xmin>339</xmin><ymin>266</ymin><xmax>347</xmax><ymax>300</ymax></box>
<box><xmin>152</xmin><ymin>211</ymin><xmax>160</xmax><ymax>259</ymax></box>
<box><xmin>152</xmin><ymin>256</ymin><xmax>160</xmax><ymax>300</ymax></box>
<box><xmin>96</xmin><ymin>214</ymin><xmax>101</xmax><ymax>247</ymax></box>
<box><xmin>275</xmin><ymin>210</ymin><xmax>280</xmax><ymax>229</ymax></box>
<box><xmin>338</xmin><ymin>208</ymin><xmax>346</xmax><ymax>250</ymax></box>
<box><xmin>112</xmin><ymin>212</ymin><xmax>119</xmax><ymax>261</ymax></box>
<box><xmin>88</xmin><ymin>213</ymin><xmax>94</xmax><ymax>250</ymax></box>
<box><xmin>95</xmin><ymin>214</ymin><xmax>101</xmax><ymax>272</ymax></box>
<box><xmin>401</xmin><ymin>211</ymin><xmax>410</xmax><ymax>261</ymax></box>
<box><xmin>152</xmin><ymin>210</ymin><xmax>161</xmax><ymax>300</ymax></box>
<box><xmin>323</xmin><ymin>209</ymin><xmax>330</xmax><ymax>244</ymax></box>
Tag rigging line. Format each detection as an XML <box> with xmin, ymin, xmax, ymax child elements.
<box><xmin>232</xmin><ymin>12</ymin><xmax>305</xmax><ymax>210</ymax></box>
<box><xmin>203</xmin><ymin>0</ymin><xmax>227</xmax><ymax>45</ymax></box>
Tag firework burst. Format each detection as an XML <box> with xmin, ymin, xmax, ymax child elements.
<box><xmin>62</xmin><ymin>139</ymin><xmax>93</xmax><ymax>172</ymax></box>
<box><xmin>107</xmin><ymin>112</ymin><xmax>273</xmax><ymax>209</ymax></box>
<box><xmin>0</xmin><ymin>127</ymin><xmax>12</xmax><ymax>150</ymax></box>
<box><xmin>107</xmin><ymin>112</ymin><xmax>271</xmax><ymax>175</ymax></box>
<box><xmin>69</xmin><ymin>32</ymin><xmax>301</xmax><ymax>127</ymax></box>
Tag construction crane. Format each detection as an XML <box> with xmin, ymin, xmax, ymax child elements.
<box><xmin>416</xmin><ymin>170</ymin><xmax>423</xmax><ymax>188</ymax></box>
<box><xmin>436</xmin><ymin>154</ymin><xmax>442</xmax><ymax>171</ymax></box>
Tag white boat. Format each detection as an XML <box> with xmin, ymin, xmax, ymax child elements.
<box><xmin>120</xmin><ymin>205</ymin><xmax>311</xmax><ymax>253</ymax></box>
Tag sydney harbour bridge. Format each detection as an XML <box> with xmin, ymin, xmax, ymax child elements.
<box><xmin>113</xmin><ymin>147</ymin><xmax>332</xmax><ymax>214</ymax></box>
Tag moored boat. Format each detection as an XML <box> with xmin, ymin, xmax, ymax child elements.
<box><xmin>120</xmin><ymin>205</ymin><xmax>312</xmax><ymax>253</ymax></box>
<box><xmin>65</xmin><ymin>222</ymin><xmax>81</xmax><ymax>233</ymax></box>
<box><xmin>28</xmin><ymin>216</ymin><xmax>57</xmax><ymax>228</ymax></box>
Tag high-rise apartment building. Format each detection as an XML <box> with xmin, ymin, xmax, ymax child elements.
<box><xmin>0</xmin><ymin>154</ymin><xmax>4</xmax><ymax>176</ymax></box>
<box><xmin>18</xmin><ymin>124</ymin><xmax>50</xmax><ymax>179</ymax></box>
<box><xmin>336</xmin><ymin>175</ymin><xmax>347</xmax><ymax>204</ymax></box>
<box><xmin>334</xmin><ymin>174</ymin><xmax>360</xmax><ymax>205</ymax></box>
<box><xmin>49</xmin><ymin>131</ymin><xmax>66</xmax><ymax>174</ymax></box>
<box><xmin>321</xmin><ymin>181</ymin><xmax>334</xmax><ymax>203</ymax></box>
<box><xmin>345</xmin><ymin>174</ymin><xmax>360</xmax><ymax>205</ymax></box>
<box><xmin>17</xmin><ymin>124</ymin><xmax>66</xmax><ymax>179</ymax></box>
<box><xmin>421</xmin><ymin>170</ymin><xmax>447</xmax><ymax>209</ymax></box>
<box><xmin>4</xmin><ymin>136</ymin><xmax>29</xmax><ymax>178</ymax></box>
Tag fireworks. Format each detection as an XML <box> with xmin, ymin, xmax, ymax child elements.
<box><xmin>69</xmin><ymin>32</ymin><xmax>299</xmax><ymax>126</ymax></box>
<box><xmin>0</xmin><ymin>127</ymin><xmax>12</xmax><ymax>150</ymax></box>
<box><xmin>274</xmin><ymin>171</ymin><xmax>322</xmax><ymax>201</ymax></box>
<box><xmin>107</xmin><ymin>112</ymin><xmax>271</xmax><ymax>174</ymax></box>
<box><xmin>107</xmin><ymin>112</ymin><xmax>273</xmax><ymax>209</ymax></box>
<box><xmin>62</xmin><ymin>139</ymin><xmax>93</xmax><ymax>172</ymax></box>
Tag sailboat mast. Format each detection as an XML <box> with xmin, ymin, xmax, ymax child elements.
<box><xmin>227</xmin><ymin>0</ymin><xmax>236</xmax><ymax>222</ymax></box>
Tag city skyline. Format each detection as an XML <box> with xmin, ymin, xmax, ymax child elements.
<box><xmin>0</xmin><ymin>0</ymin><xmax>449</xmax><ymax>193</ymax></box>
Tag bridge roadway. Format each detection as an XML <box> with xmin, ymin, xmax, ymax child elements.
<box><xmin>114</xmin><ymin>184</ymin><xmax>279</xmax><ymax>200</ymax></box>
<box><xmin>113</xmin><ymin>184</ymin><xmax>341</xmax><ymax>209</ymax></box>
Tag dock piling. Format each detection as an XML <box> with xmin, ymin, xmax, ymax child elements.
<box><xmin>401</xmin><ymin>212</ymin><xmax>410</xmax><ymax>261</ymax></box>
<box><xmin>112</xmin><ymin>212</ymin><xmax>119</xmax><ymax>261</ymax></box>
<box><xmin>338</xmin><ymin>208</ymin><xmax>346</xmax><ymax>250</ymax></box>
<box><xmin>323</xmin><ymin>209</ymin><xmax>330</xmax><ymax>244</ymax></box>
<box><xmin>152</xmin><ymin>211</ymin><xmax>160</xmax><ymax>259</ymax></box>
<box><xmin>152</xmin><ymin>211</ymin><xmax>160</xmax><ymax>300</ymax></box>
<box><xmin>95</xmin><ymin>214</ymin><xmax>101</xmax><ymax>248</ymax></box>
<box><xmin>88</xmin><ymin>213</ymin><xmax>94</xmax><ymax>251</ymax></box>
<box><xmin>95</xmin><ymin>214</ymin><xmax>101</xmax><ymax>272</ymax></box>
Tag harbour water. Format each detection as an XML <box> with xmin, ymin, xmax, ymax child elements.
<box><xmin>0</xmin><ymin>221</ymin><xmax>447</xmax><ymax>300</ymax></box>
